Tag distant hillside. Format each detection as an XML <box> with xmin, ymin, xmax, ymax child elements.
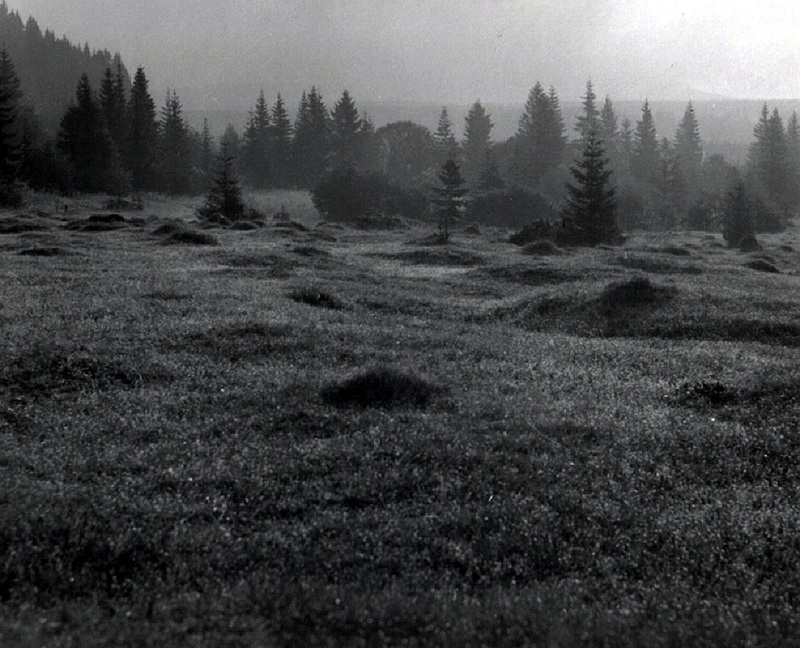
<box><xmin>0</xmin><ymin>1</ymin><xmax>130</xmax><ymax>135</ymax></box>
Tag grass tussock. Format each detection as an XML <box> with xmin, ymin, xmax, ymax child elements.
<box><xmin>321</xmin><ymin>367</ymin><xmax>439</xmax><ymax>409</ymax></box>
<box><xmin>520</xmin><ymin>239</ymin><xmax>561</xmax><ymax>256</ymax></box>
<box><xmin>598</xmin><ymin>276</ymin><xmax>677</xmax><ymax>312</ymax></box>
<box><xmin>289</xmin><ymin>287</ymin><xmax>345</xmax><ymax>309</ymax></box>
<box><xmin>744</xmin><ymin>259</ymin><xmax>780</xmax><ymax>273</ymax></box>
<box><xmin>161</xmin><ymin>229</ymin><xmax>219</xmax><ymax>246</ymax></box>
<box><xmin>17</xmin><ymin>246</ymin><xmax>71</xmax><ymax>257</ymax></box>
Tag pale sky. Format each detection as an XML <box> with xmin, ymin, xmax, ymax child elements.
<box><xmin>6</xmin><ymin>0</ymin><xmax>800</xmax><ymax>109</ymax></box>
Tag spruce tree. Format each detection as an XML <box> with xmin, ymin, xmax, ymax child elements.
<box><xmin>575</xmin><ymin>80</ymin><xmax>599</xmax><ymax>142</ymax></box>
<box><xmin>786</xmin><ymin>111</ymin><xmax>800</xmax><ymax>206</ymax></box>
<box><xmin>270</xmin><ymin>93</ymin><xmax>293</xmax><ymax>187</ymax></box>
<box><xmin>58</xmin><ymin>73</ymin><xmax>115</xmax><ymax>193</ymax></box>
<box><xmin>476</xmin><ymin>148</ymin><xmax>505</xmax><ymax>192</ymax></box>
<box><xmin>432</xmin><ymin>155</ymin><xmax>467</xmax><ymax>243</ymax></box>
<box><xmin>125</xmin><ymin>67</ymin><xmax>159</xmax><ymax>192</ymax></box>
<box><xmin>434</xmin><ymin>107</ymin><xmax>458</xmax><ymax>160</ymax></box>
<box><xmin>293</xmin><ymin>87</ymin><xmax>329</xmax><ymax>187</ymax></box>
<box><xmin>722</xmin><ymin>181</ymin><xmax>755</xmax><ymax>248</ymax></box>
<box><xmin>0</xmin><ymin>46</ymin><xmax>21</xmax><ymax>202</ymax></box>
<box><xmin>462</xmin><ymin>100</ymin><xmax>493</xmax><ymax>187</ymax></box>
<box><xmin>240</xmin><ymin>90</ymin><xmax>270</xmax><ymax>187</ymax></box>
<box><xmin>329</xmin><ymin>89</ymin><xmax>362</xmax><ymax>170</ymax></box>
<box><xmin>633</xmin><ymin>100</ymin><xmax>659</xmax><ymax>185</ymax></box>
<box><xmin>562</xmin><ymin>129</ymin><xmax>618</xmax><ymax>245</ymax></box>
<box><xmin>749</xmin><ymin>106</ymin><xmax>789</xmax><ymax>206</ymax></box>
<box><xmin>197</xmin><ymin>140</ymin><xmax>245</xmax><ymax>223</ymax></box>
<box><xmin>599</xmin><ymin>95</ymin><xmax>619</xmax><ymax>170</ymax></box>
<box><xmin>656</xmin><ymin>137</ymin><xmax>681</xmax><ymax>228</ymax></box>
<box><xmin>158</xmin><ymin>90</ymin><xmax>191</xmax><ymax>194</ymax></box>
<box><xmin>618</xmin><ymin>117</ymin><xmax>634</xmax><ymax>177</ymax></box>
<box><xmin>512</xmin><ymin>82</ymin><xmax>566</xmax><ymax>187</ymax></box>
<box><xmin>99</xmin><ymin>64</ymin><xmax>126</xmax><ymax>153</ymax></box>
<box><xmin>200</xmin><ymin>117</ymin><xmax>214</xmax><ymax>175</ymax></box>
<box><xmin>674</xmin><ymin>102</ymin><xmax>703</xmax><ymax>203</ymax></box>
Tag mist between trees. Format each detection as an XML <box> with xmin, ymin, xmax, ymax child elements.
<box><xmin>0</xmin><ymin>8</ymin><xmax>795</xmax><ymax>246</ymax></box>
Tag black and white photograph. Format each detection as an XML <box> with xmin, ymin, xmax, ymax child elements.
<box><xmin>2</xmin><ymin>1</ymin><xmax>800</xmax><ymax>645</ymax></box>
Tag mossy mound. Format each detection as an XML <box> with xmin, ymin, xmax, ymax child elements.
<box><xmin>321</xmin><ymin>368</ymin><xmax>438</xmax><ymax>409</ymax></box>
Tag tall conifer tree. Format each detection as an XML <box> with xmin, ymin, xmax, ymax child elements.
<box><xmin>633</xmin><ymin>100</ymin><xmax>659</xmax><ymax>185</ymax></box>
<box><xmin>241</xmin><ymin>90</ymin><xmax>271</xmax><ymax>187</ymax></box>
<box><xmin>563</xmin><ymin>129</ymin><xmax>618</xmax><ymax>245</ymax></box>
<box><xmin>674</xmin><ymin>102</ymin><xmax>703</xmax><ymax>204</ymax></box>
<box><xmin>270</xmin><ymin>93</ymin><xmax>293</xmax><ymax>187</ymax></box>
<box><xmin>125</xmin><ymin>67</ymin><xmax>158</xmax><ymax>192</ymax></box>
<box><xmin>158</xmin><ymin>90</ymin><xmax>191</xmax><ymax>194</ymax></box>
<box><xmin>292</xmin><ymin>87</ymin><xmax>329</xmax><ymax>187</ymax></box>
<box><xmin>462</xmin><ymin>100</ymin><xmax>493</xmax><ymax>187</ymax></box>
<box><xmin>329</xmin><ymin>89</ymin><xmax>363</xmax><ymax>170</ymax></box>
<box><xmin>575</xmin><ymin>80</ymin><xmax>600</xmax><ymax>142</ymax></box>
<box><xmin>434</xmin><ymin>107</ymin><xmax>458</xmax><ymax>160</ymax></box>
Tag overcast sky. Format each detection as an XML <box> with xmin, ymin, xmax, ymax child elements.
<box><xmin>6</xmin><ymin>0</ymin><xmax>800</xmax><ymax>109</ymax></box>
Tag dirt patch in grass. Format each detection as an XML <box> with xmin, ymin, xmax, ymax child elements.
<box><xmin>173</xmin><ymin>321</ymin><xmax>312</xmax><ymax>362</ymax></box>
<box><xmin>289</xmin><ymin>287</ymin><xmax>345</xmax><ymax>310</ymax></box>
<box><xmin>1</xmin><ymin>349</ymin><xmax>171</xmax><ymax>397</ymax></box>
<box><xmin>321</xmin><ymin>367</ymin><xmax>440</xmax><ymax>409</ymax></box>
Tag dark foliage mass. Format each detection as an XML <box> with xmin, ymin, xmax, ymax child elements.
<box><xmin>312</xmin><ymin>167</ymin><xmax>427</xmax><ymax>224</ymax></box>
<box><xmin>469</xmin><ymin>187</ymin><xmax>557</xmax><ymax>228</ymax></box>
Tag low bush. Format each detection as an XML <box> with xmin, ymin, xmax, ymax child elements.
<box><xmin>599</xmin><ymin>277</ymin><xmax>676</xmax><ymax>312</ymax></box>
<box><xmin>312</xmin><ymin>168</ymin><xmax>427</xmax><ymax>224</ymax></box>
<box><xmin>509</xmin><ymin>220</ymin><xmax>554</xmax><ymax>245</ymax></box>
<box><xmin>468</xmin><ymin>187</ymin><xmax>557</xmax><ymax>229</ymax></box>
<box><xmin>744</xmin><ymin>259</ymin><xmax>780</xmax><ymax>273</ymax></box>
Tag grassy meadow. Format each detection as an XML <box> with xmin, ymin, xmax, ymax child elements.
<box><xmin>1</xmin><ymin>190</ymin><xmax>800</xmax><ymax>646</ymax></box>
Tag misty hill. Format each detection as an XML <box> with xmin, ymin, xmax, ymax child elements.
<box><xmin>0</xmin><ymin>1</ymin><xmax>130</xmax><ymax>134</ymax></box>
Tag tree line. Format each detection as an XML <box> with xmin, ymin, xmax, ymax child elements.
<box><xmin>0</xmin><ymin>33</ymin><xmax>796</xmax><ymax>245</ymax></box>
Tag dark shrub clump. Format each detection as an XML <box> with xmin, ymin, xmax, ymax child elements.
<box><xmin>321</xmin><ymin>367</ymin><xmax>438</xmax><ymax>409</ymax></box>
<box><xmin>469</xmin><ymin>188</ymin><xmax>557</xmax><ymax>229</ymax></box>
<box><xmin>509</xmin><ymin>220</ymin><xmax>554</xmax><ymax>245</ymax></box>
<box><xmin>312</xmin><ymin>167</ymin><xmax>427</xmax><ymax>224</ymax></box>
<box><xmin>520</xmin><ymin>239</ymin><xmax>560</xmax><ymax>256</ymax></box>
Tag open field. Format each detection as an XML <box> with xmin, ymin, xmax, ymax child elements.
<box><xmin>2</xmin><ymin>192</ymin><xmax>800</xmax><ymax>646</ymax></box>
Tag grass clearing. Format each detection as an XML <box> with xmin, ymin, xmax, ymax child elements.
<box><xmin>2</xmin><ymin>197</ymin><xmax>800</xmax><ymax>646</ymax></box>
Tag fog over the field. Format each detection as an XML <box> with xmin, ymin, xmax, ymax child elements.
<box><xmin>7</xmin><ymin>0</ymin><xmax>800</xmax><ymax>108</ymax></box>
